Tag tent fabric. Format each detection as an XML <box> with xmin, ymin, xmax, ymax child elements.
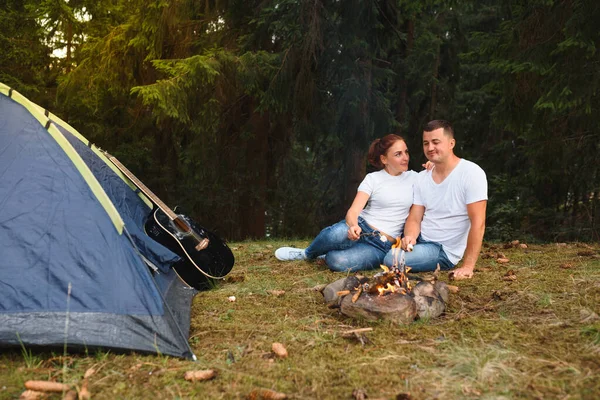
<box><xmin>0</xmin><ymin>84</ymin><xmax>197</xmax><ymax>359</ymax></box>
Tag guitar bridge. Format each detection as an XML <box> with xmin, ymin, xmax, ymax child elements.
<box><xmin>195</xmin><ymin>238</ymin><xmax>209</xmax><ymax>251</ymax></box>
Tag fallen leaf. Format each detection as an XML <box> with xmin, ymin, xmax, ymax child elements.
<box><xmin>556</xmin><ymin>243</ymin><xmax>568</xmax><ymax>247</ymax></box>
<box><xmin>496</xmin><ymin>257</ymin><xmax>510</xmax><ymax>264</ymax></box>
<box><xmin>502</xmin><ymin>275</ymin><xmax>517</xmax><ymax>281</ymax></box>
<box><xmin>267</xmin><ymin>290</ymin><xmax>286</xmax><ymax>297</ymax></box>
<box><xmin>246</xmin><ymin>388</ymin><xmax>287</xmax><ymax>400</ymax></box>
<box><xmin>446</xmin><ymin>285</ymin><xmax>460</xmax><ymax>294</ymax></box>
<box><xmin>510</xmin><ymin>240</ymin><xmax>520</xmax><ymax>246</ymax></box>
<box><xmin>560</xmin><ymin>263</ymin><xmax>574</xmax><ymax>269</ymax></box>
<box><xmin>272</xmin><ymin>342</ymin><xmax>288</xmax><ymax>358</ymax></box>
<box><xmin>519</xmin><ymin>243</ymin><xmax>528</xmax><ymax>249</ymax></box>
<box><xmin>184</xmin><ymin>369</ymin><xmax>217</xmax><ymax>382</ymax></box>
<box><xmin>462</xmin><ymin>385</ymin><xmax>482</xmax><ymax>396</ymax></box>
<box><xmin>79</xmin><ymin>380</ymin><xmax>91</xmax><ymax>400</ymax></box>
<box><xmin>83</xmin><ymin>368</ymin><xmax>96</xmax><ymax>379</ymax></box>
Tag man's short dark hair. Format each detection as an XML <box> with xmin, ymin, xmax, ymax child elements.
<box><xmin>424</xmin><ymin>120</ymin><xmax>454</xmax><ymax>138</ymax></box>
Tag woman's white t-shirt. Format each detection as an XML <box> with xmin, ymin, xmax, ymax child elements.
<box><xmin>358</xmin><ymin>169</ymin><xmax>418</xmax><ymax>238</ymax></box>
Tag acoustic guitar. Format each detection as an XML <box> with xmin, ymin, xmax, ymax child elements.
<box><xmin>105</xmin><ymin>152</ymin><xmax>235</xmax><ymax>289</ymax></box>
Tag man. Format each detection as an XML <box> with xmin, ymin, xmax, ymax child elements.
<box><xmin>383</xmin><ymin>120</ymin><xmax>487</xmax><ymax>280</ymax></box>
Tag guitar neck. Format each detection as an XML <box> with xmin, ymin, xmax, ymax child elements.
<box><xmin>106</xmin><ymin>154</ymin><xmax>178</xmax><ymax>221</ymax></box>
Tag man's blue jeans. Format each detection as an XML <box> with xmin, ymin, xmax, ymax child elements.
<box><xmin>305</xmin><ymin>217</ymin><xmax>392</xmax><ymax>272</ymax></box>
<box><xmin>383</xmin><ymin>235</ymin><xmax>455</xmax><ymax>272</ymax></box>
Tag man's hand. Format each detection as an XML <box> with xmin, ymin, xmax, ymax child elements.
<box><xmin>449</xmin><ymin>266</ymin><xmax>474</xmax><ymax>280</ymax></box>
<box><xmin>422</xmin><ymin>161</ymin><xmax>434</xmax><ymax>171</ymax></box>
<box><xmin>401</xmin><ymin>236</ymin><xmax>416</xmax><ymax>251</ymax></box>
<box><xmin>347</xmin><ymin>225</ymin><xmax>361</xmax><ymax>241</ymax></box>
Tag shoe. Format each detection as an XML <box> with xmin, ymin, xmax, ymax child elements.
<box><xmin>275</xmin><ymin>247</ymin><xmax>306</xmax><ymax>261</ymax></box>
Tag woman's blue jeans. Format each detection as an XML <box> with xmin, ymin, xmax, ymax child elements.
<box><xmin>305</xmin><ymin>217</ymin><xmax>393</xmax><ymax>272</ymax></box>
<box><xmin>382</xmin><ymin>235</ymin><xmax>455</xmax><ymax>272</ymax></box>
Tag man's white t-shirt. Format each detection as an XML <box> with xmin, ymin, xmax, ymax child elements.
<box><xmin>414</xmin><ymin>159</ymin><xmax>487</xmax><ymax>264</ymax></box>
<box><xmin>358</xmin><ymin>169</ymin><xmax>418</xmax><ymax>238</ymax></box>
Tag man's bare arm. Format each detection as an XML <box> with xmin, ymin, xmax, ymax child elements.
<box><xmin>452</xmin><ymin>200</ymin><xmax>487</xmax><ymax>279</ymax></box>
<box><xmin>401</xmin><ymin>205</ymin><xmax>425</xmax><ymax>250</ymax></box>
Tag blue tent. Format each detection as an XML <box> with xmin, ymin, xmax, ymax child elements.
<box><xmin>0</xmin><ymin>83</ymin><xmax>197</xmax><ymax>359</ymax></box>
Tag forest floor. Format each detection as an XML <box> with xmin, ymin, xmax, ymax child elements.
<box><xmin>1</xmin><ymin>241</ymin><xmax>599</xmax><ymax>400</ymax></box>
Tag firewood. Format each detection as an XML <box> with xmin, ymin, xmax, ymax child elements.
<box><xmin>271</xmin><ymin>343</ymin><xmax>288</xmax><ymax>358</ymax></box>
<box><xmin>24</xmin><ymin>381</ymin><xmax>71</xmax><ymax>393</ymax></box>
<box><xmin>62</xmin><ymin>390</ymin><xmax>77</xmax><ymax>400</ymax></box>
<box><xmin>336</xmin><ymin>290</ymin><xmax>351</xmax><ymax>296</ymax></box>
<box><xmin>184</xmin><ymin>369</ymin><xmax>217</xmax><ymax>381</ymax></box>
<box><xmin>351</xmin><ymin>287</ymin><xmax>362</xmax><ymax>303</ymax></box>
<box><xmin>246</xmin><ymin>388</ymin><xmax>287</xmax><ymax>399</ymax></box>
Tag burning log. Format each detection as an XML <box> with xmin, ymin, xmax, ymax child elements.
<box><xmin>340</xmin><ymin>291</ymin><xmax>417</xmax><ymax>325</ymax></box>
<box><xmin>320</xmin><ymin>240</ymin><xmax>454</xmax><ymax>324</ymax></box>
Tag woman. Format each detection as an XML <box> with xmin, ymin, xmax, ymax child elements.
<box><xmin>275</xmin><ymin>134</ymin><xmax>419</xmax><ymax>272</ymax></box>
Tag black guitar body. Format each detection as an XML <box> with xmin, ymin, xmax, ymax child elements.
<box><xmin>144</xmin><ymin>209</ymin><xmax>235</xmax><ymax>290</ymax></box>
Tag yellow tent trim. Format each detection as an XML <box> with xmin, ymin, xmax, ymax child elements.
<box><xmin>29</xmin><ymin>103</ymin><xmax>154</xmax><ymax>210</ymax></box>
<box><xmin>0</xmin><ymin>83</ymin><xmax>125</xmax><ymax>234</ymax></box>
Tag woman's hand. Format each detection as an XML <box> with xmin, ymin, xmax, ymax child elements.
<box><xmin>347</xmin><ymin>225</ymin><xmax>362</xmax><ymax>241</ymax></box>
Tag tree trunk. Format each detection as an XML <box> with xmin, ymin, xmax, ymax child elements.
<box><xmin>429</xmin><ymin>41</ymin><xmax>440</xmax><ymax>119</ymax></box>
<box><xmin>238</xmin><ymin>104</ymin><xmax>269</xmax><ymax>239</ymax></box>
<box><xmin>396</xmin><ymin>19</ymin><xmax>414</xmax><ymax>129</ymax></box>
<box><xmin>65</xmin><ymin>20</ymin><xmax>72</xmax><ymax>73</ymax></box>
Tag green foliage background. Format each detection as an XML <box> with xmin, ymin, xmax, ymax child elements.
<box><xmin>1</xmin><ymin>0</ymin><xmax>598</xmax><ymax>242</ymax></box>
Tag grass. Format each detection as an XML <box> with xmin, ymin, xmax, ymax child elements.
<box><xmin>1</xmin><ymin>241</ymin><xmax>599</xmax><ymax>399</ymax></box>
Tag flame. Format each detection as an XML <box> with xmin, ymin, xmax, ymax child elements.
<box><xmin>377</xmin><ymin>283</ymin><xmax>397</xmax><ymax>295</ymax></box>
<box><xmin>380</xmin><ymin>264</ymin><xmax>389</xmax><ymax>273</ymax></box>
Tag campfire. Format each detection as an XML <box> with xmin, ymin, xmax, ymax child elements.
<box><xmin>336</xmin><ymin>239</ymin><xmax>412</xmax><ymax>301</ymax></box>
<box><xmin>319</xmin><ymin>239</ymin><xmax>456</xmax><ymax>324</ymax></box>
